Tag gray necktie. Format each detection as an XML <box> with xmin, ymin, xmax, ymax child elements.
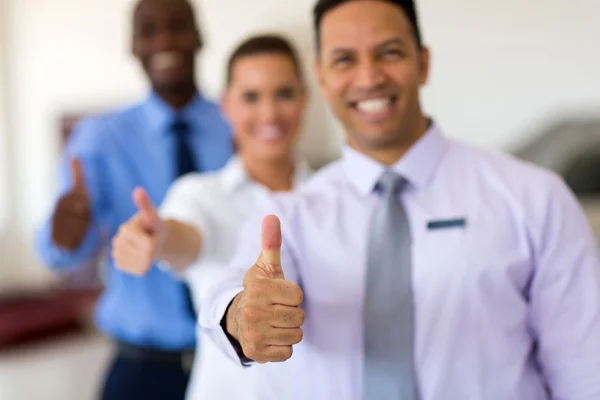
<box><xmin>363</xmin><ymin>170</ymin><xmax>418</xmax><ymax>399</ymax></box>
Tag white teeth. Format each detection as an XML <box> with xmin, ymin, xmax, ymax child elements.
<box><xmin>150</xmin><ymin>51</ymin><xmax>181</xmax><ymax>70</ymax></box>
<box><xmin>256</xmin><ymin>125</ymin><xmax>283</xmax><ymax>141</ymax></box>
<box><xmin>356</xmin><ymin>98</ymin><xmax>391</xmax><ymax>113</ymax></box>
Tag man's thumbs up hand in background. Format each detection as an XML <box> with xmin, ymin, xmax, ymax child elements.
<box><xmin>51</xmin><ymin>158</ymin><xmax>92</xmax><ymax>250</ymax></box>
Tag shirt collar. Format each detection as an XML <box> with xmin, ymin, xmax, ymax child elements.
<box><xmin>221</xmin><ymin>154</ymin><xmax>312</xmax><ymax>193</ymax></box>
<box><xmin>342</xmin><ymin>121</ymin><xmax>450</xmax><ymax>196</ymax></box>
<box><xmin>141</xmin><ymin>91</ymin><xmax>208</xmax><ymax>136</ymax></box>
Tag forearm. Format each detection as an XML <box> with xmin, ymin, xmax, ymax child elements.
<box><xmin>157</xmin><ymin>219</ymin><xmax>203</xmax><ymax>271</ymax></box>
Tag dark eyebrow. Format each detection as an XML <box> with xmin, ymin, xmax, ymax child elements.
<box><xmin>329</xmin><ymin>47</ymin><xmax>353</xmax><ymax>57</ymax></box>
<box><xmin>376</xmin><ymin>38</ymin><xmax>407</xmax><ymax>49</ymax></box>
<box><xmin>328</xmin><ymin>37</ymin><xmax>407</xmax><ymax>56</ymax></box>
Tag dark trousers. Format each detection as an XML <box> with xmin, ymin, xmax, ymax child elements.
<box><xmin>100</xmin><ymin>351</ymin><xmax>191</xmax><ymax>400</ymax></box>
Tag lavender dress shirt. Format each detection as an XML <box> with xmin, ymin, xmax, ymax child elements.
<box><xmin>199</xmin><ymin>122</ymin><xmax>600</xmax><ymax>400</ymax></box>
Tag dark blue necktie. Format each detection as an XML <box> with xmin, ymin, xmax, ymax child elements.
<box><xmin>172</xmin><ymin>119</ymin><xmax>197</xmax><ymax>176</ymax></box>
<box><xmin>171</xmin><ymin>119</ymin><xmax>197</xmax><ymax>317</ymax></box>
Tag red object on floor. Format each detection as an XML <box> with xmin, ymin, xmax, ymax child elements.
<box><xmin>0</xmin><ymin>288</ymin><xmax>100</xmax><ymax>350</ymax></box>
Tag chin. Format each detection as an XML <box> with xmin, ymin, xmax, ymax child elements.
<box><xmin>151</xmin><ymin>76</ymin><xmax>191</xmax><ymax>93</ymax></box>
<box><xmin>350</xmin><ymin>128</ymin><xmax>403</xmax><ymax>148</ymax></box>
<box><xmin>253</xmin><ymin>146</ymin><xmax>291</xmax><ymax>161</ymax></box>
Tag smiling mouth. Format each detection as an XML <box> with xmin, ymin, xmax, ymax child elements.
<box><xmin>149</xmin><ymin>51</ymin><xmax>183</xmax><ymax>71</ymax></box>
<box><xmin>255</xmin><ymin>124</ymin><xmax>286</xmax><ymax>142</ymax></box>
<box><xmin>350</xmin><ymin>96</ymin><xmax>398</xmax><ymax>121</ymax></box>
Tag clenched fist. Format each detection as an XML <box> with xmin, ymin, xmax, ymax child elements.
<box><xmin>51</xmin><ymin>158</ymin><xmax>91</xmax><ymax>250</ymax></box>
<box><xmin>225</xmin><ymin>215</ymin><xmax>305</xmax><ymax>363</ymax></box>
<box><xmin>112</xmin><ymin>187</ymin><xmax>166</xmax><ymax>276</ymax></box>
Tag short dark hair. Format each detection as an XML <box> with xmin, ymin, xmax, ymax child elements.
<box><xmin>226</xmin><ymin>34</ymin><xmax>304</xmax><ymax>86</ymax></box>
<box><xmin>312</xmin><ymin>0</ymin><xmax>423</xmax><ymax>52</ymax></box>
<box><xmin>132</xmin><ymin>0</ymin><xmax>202</xmax><ymax>47</ymax></box>
<box><xmin>133</xmin><ymin>0</ymin><xmax>197</xmax><ymax>26</ymax></box>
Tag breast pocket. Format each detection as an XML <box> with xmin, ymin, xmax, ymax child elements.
<box><xmin>416</xmin><ymin>217</ymin><xmax>469</xmax><ymax>275</ymax></box>
<box><xmin>414</xmin><ymin>211</ymin><xmax>531</xmax><ymax>297</ymax></box>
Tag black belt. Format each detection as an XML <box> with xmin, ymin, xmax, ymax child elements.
<box><xmin>116</xmin><ymin>341</ymin><xmax>195</xmax><ymax>373</ymax></box>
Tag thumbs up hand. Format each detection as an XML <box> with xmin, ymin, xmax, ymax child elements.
<box><xmin>51</xmin><ymin>158</ymin><xmax>92</xmax><ymax>250</ymax></box>
<box><xmin>112</xmin><ymin>187</ymin><xmax>166</xmax><ymax>276</ymax></box>
<box><xmin>225</xmin><ymin>215</ymin><xmax>305</xmax><ymax>363</ymax></box>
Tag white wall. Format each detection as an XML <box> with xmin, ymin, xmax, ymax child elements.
<box><xmin>419</xmin><ymin>0</ymin><xmax>600</xmax><ymax>149</ymax></box>
<box><xmin>0</xmin><ymin>0</ymin><xmax>9</xmax><ymax>227</ymax></box>
<box><xmin>0</xmin><ymin>0</ymin><xmax>8</xmax><ymax>227</ymax></box>
<box><xmin>0</xmin><ymin>0</ymin><xmax>21</xmax><ymax>290</ymax></box>
<box><xmin>1</xmin><ymin>0</ymin><xmax>599</xmax><ymax>286</ymax></box>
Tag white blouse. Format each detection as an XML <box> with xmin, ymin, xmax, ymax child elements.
<box><xmin>160</xmin><ymin>155</ymin><xmax>311</xmax><ymax>400</ymax></box>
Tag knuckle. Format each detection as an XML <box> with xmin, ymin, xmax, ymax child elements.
<box><xmin>277</xmin><ymin>346</ymin><xmax>293</xmax><ymax>361</ymax></box>
<box><xmin>293</xmin><ymin>328</ymin><xmax>303</xmax><ymax>344</ymax></box>
<box><xmin>278</xmin><ymin>281</ymin><xmax>303</xmax><ymax>305</ymax></box>
<box><xmin>254</xmin><ymin>260</ymin><xmax>269</xmax><ymax>275</ymax></box>
<box><xmin>291</xmin><ymin>286</ymin><xmax>304</xmax><ymax>305</ymax></box>
<box><xmin>244</xmin><ymin>346</ymin><xmax>261</xmax><ymax>361</ymax></box>
<box><xmin>295</xmin><ymin>308</ymin><xmax>305</xmax><ymax>326</ymax></box>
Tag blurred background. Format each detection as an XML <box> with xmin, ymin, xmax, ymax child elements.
<box><xmin>0</xmin><ymin>0</ymin><xmax>599</xmax><ymax>398</ymax></box>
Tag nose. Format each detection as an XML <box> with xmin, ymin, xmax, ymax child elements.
<box><xmin>259</xmin><ymin>98</ymin><xmax>279</xmax><ymax>124</ymax></box>
<box><xmin>354</xmin><ymin>59</ymin><xmax>385</xmax><ymax>89</ymax></box>
<box><xmin>153</xmin><ymin>29</ymin><xmax>176</xmax><ymax>51</ymax></box>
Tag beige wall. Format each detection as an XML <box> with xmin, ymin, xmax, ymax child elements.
<box><xmin>1</xmin><ymin>0</ymin><xmax>599</xmax><ymax>287</ymax></box>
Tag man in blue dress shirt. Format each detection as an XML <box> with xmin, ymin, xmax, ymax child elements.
<box><xmin>36</xmin><ymin>0</ymin><xmax>232</xmax><ymax>399</ymax></box>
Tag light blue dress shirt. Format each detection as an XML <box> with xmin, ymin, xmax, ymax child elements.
<box><xmin>36</xmin><ymin>92</ymin><xmax>233</xmax><ymax>350</ymax></box>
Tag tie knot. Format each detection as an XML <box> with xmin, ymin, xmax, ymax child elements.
<box><xmin>377</xmin><ymin>170</ymin><xmax>405</xmax><ymax>195</ymax></box>
<box><xmin>171</xmin><ymin>119</ymin><xmax>190</xmax><ymax>135</ymax></box>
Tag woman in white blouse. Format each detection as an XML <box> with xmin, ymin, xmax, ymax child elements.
<box><xmin>111</xmin><ymin>34</ymin><xmax>311</xmax><ymax>400</ymax></box>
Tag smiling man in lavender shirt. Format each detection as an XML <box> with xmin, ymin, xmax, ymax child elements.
<box><xmin>197</xmin><ymin>0</ymin><xmax>600</xmax><ymax>399</ymax></box>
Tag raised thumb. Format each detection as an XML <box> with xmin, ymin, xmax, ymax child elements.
<box><xmin>258</xmin><ymin>214</ymin><xmax>285</xmax><ymax>279</ymax></box>
<box><xmin>132</xmin><ymin>187</ymin><xmax>159</xmax><ymax>231</ymax></box>
<box><xmin>70</xmin><ymin>158</ymin><xmax>87</xmax><ymax>195</ymax></box>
